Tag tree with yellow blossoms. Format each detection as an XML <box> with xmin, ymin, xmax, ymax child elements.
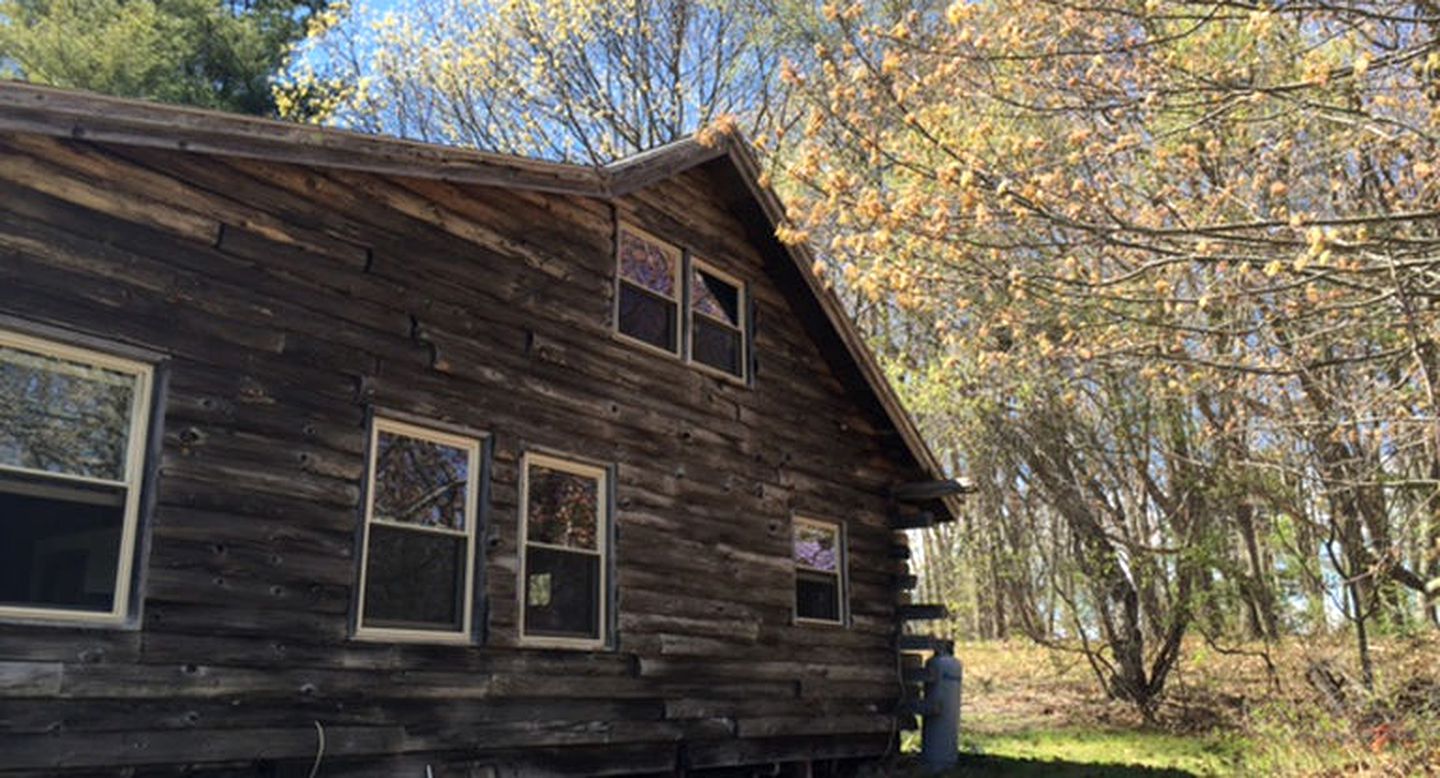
<box><xmin>775</xmin><ymin>0</ymin><xmax>1440</xmax><ymax>705</ymax></box>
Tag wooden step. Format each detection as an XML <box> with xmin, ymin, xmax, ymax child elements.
<box><xmin>897</xmin><ymin>603</ymin><xmax>948</xmax><ymax>622</ymax></box>
<box><xmin>888</xmin><ymin>543</ymin><xmax>912</xmax><ymax>560</ymax></box>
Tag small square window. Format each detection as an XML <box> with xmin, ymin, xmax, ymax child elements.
<box><xmin>793</xmin><ymin>518</ymin><xmax>846</xmax><ymax>625</ymax></box>
<box><xmin>520</xmin><ymin>453</ymin><xmax>610</xmax><ymax>648</ymax></box>
<box><xmin>355</xmin><ymin>418</ymin><xmax>482</xmax><ymax>643</ymax></box>
<box><xmin>616</xmin><ymin>227</ymin><xmax>681</xmax><ymax>354</ymax></box>
<box><xmin>0</xmin><ymin>328</ymin><xmax>154</xmax><ymax>626</ymax></box>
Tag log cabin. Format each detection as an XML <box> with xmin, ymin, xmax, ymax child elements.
<box><xmin>0</xmin><ymin>82</ymin><xmax>963</xmax><ymax>777</ymax></box>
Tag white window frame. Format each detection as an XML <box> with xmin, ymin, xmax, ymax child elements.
<box><xmin>613</xmin><ymin>223</ymin><xmax>684</xmax><ymax>358</ymax></box>
<box><xmin>0</xmin><ymin>328</ymin><xmax>154</xmax><ymax>627</ymax></box>
<box><xmin>792</xmin><ymin>516</ymin><xmax>848</xmax><ymax>627</ymax></box>
<box><xmin>517</xmin><ymin>451</ymin><xmax>610</xmax><ymax>650</ymax></box>
<box><xmin>687</xmin><ymin>257</ymin><xmax>748</xmax><ymax>383</ymax></box>
<box><xmin>354</xmin><ymin>416</ymin><xmax>482</xmax><ymax>645</ymax></box>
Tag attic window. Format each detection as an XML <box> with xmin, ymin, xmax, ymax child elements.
<box><xmin>689</xmin><ymin>260</ymin><xmax>746</xmax><ymax>380</ymax></box>
<box><xmin>614</xmin><ymin>223</ymin><xmax>751</xmax><ymax>384</ymax></box>
<box><xmin>616</xmin><ymin>226</ymin><xmax>681</xmax><ymax>354</ymax></box>
<box><xmin>0</xmin><ymin>327</ymin><xmax>155</xmax><ymax>626</ymax></box>
<box><xmin>794</xmin><ymin>517</ymin><xmax>847</xmax><ymax>625</ymax></box>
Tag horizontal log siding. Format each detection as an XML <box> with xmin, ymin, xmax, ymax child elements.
<box><xmin>0</xmin><ymin>133</ymin><xmax>919</xmax><ymax>776</ymax></box>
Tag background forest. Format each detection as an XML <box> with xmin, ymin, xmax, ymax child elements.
<box><xmin>3</xmin><ymin>0</ymin><xmax>1439</xmax><ymax>774</ymax></box>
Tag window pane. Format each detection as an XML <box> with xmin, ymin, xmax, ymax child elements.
<box><xmin>373</xmin><ymin>431</ymin><xmax>469</xmax><ymax>531</ymax></box>
<box><xmin>692</xmin><ymin>267</ymin><xmax>740</xmax><ymax>326</ymax></box>
<box><xmin>0</xmin><ymin>479</ymin><xmax>125</xmax><ymax>613</ymax></box>
<box><xmin>794</xmin><ymin>522</ymin><xmax>839</xmax><ymax>572</ymax></box>
<box><xmin>527</xmin><ymin>464</ymin><xmax>599</xmax><ymax>550</ymax></box>
<box><xmin>619</xmin><ymin>229</ymin><xmax>676</xmax><ymax>297</ymax></box>
<box><xmin>618</xmin><ymin>283</ymin><xmax>678</xmax><ymax>352</ymax></box>
<box><xmin>524</xmin><ymin>545</ymin><xmax>599</xmax><ymax>639</ymax></box>
<box><xmin>796</xmin><ymin>571</ymin><xmax>840</xmax><ymax>622</ymax></box>
<box><xmin>0</xmin><ymin>344</ymin><xmax>137</xmax><ymax>482</ymax></box>
<box><xmin>362</xmin><ymin>524</ymin><xmax>465</xmax><ymax>631</ymax></box>
<box><xmin>693</xmin><ymin>318</ymin><xmax>742</xmax><ymax>377</ymax></box>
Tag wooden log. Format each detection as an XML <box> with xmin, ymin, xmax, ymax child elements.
<box><xmin>896</xmin><ymin>604</ymin><xmax>949</xmax><ymax>622</ymax></box>
<box><xmin>889</xmin><ymin>510</ymin><xmax>936</xmax><ymax>530</ymax></box>
<box><xmin>0</xmin><ymin>726</ymin><xmax>405</xmax><ymax>770</ymax></box>
<box><xmin>897</xmin><ymin>634</ymin><xmax>953</xmax><ymax>653</ymax></box>
<box><xmin>891</xmin><ymin>478</ymin><xmax>975</xmax><ymax>502</ymax></box>
<box><xmin>0</xmin><ymin>662</ymin><xmax>62</xmax><ymax>697</ymax></box>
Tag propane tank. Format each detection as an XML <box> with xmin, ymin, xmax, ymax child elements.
<box><xmin>919</xmin><ymin>647</ymin><xmax>963</xmax><ymax>772</ymax></box>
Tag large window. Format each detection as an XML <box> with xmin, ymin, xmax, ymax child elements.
<box><xmin>0</xmin><ymin>328</ymin><xmax>154</xmax><ymax>625</ymax></box>
<box><xmin>616</xmin><ymin>225</ymin><xmax>682</xmax><ymax>355</ymax></box>
<box><xmin>689</xmin><ymin>260</ymin><xmax>746</xmax><ymax>380</ymax></box>
<box><xmin>355</xmin><ymin>417</ymin><xmax>482</xmax><ymax>643</ymax></box>
<box><xmin>519</xmin><ymin>453</ymin><xmax>609</xmax><ymax>648</ymax></box>
<box><xmin>793</xmin><ymin>517</ymin><xmax>847</xmax><ymax>625</ymax></box>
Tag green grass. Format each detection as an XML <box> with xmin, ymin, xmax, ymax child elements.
<box><xmin>941</xmin><ymin>727</ymin><xmax>1250</xmax><ymax>777</ymax></box>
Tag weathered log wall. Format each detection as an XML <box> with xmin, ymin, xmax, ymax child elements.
<box><xmin>0</xmin><ymin>132</ymin><xmax>918</xmax><ymax>776</ymax></box>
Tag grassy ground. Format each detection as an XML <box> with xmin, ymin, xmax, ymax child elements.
<box><xmin>959</xmin><ymin>728</ymin><xmax>1245</xmax><ymax>777</ymax></box>
<box><xmin>899</xmin><ymin>635</ymin><xmax>1440</xmax><ymax>777</ymax></box>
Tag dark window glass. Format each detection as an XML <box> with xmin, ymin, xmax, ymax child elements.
<box><xmin>524</xmin><ymin>545</ymin><xmax>600</xmax><ymax>639</ymax></box>
<box><xmin>796</xmin><ymin>571</ymin><xmax>840</xmax><ymax>622</ymax></box>
<box><xmin>619</xmin><ymin>283</ymin><xmax>678</xmax><ymax>352</ymax></box>
<box><xmin>692</xmin><ymin>268</ymin><xmax>740</xmax><ymax>326</ymax></box>
<box><xmin>693</xmin><ymin>318</ymin><xmax>742</xmax><ymax>377</ymax></box>
<box><xmin>0</xmin><ymin>479</ymin><xmax>124</xmax><ymax>612</ymax></box>
<box><xmin>362</xmin><ymin>524</ymin><xmax>465</xmax><ymax>631</ymax></box>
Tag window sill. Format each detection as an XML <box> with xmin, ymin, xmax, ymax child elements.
<box><xmin>517</xmin><ymin>634</ymin><xmax>610</xmax><ymax>651</ymax></box>
<box><xmin>690</xmin><ymin>357</ymin><xmax>749</xmax><ymax>387</ymax></box>
<box><xmin>611</xmin><ymin>329</ymin><xmax>682</xmax><ymax>360</ymax></box>
<box><xmin>0</xmin><ymin>606</ymin><xmax>134</xmax><ymax>630</ymax></box>
<box><xmin>352</xmin><ymin>626</ymin><xmax>475</xmax><ymax>646</ymax></box>
<box><xmin>794</xmin><ymin>616</ymin><xmax>848</xmax><ymax>629</ymax></box>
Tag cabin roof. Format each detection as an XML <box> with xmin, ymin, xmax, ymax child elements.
<box><xmin>0</xmin><ymin>80</ymin><xmax>960</xmax><ymax>520</ymax></box>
